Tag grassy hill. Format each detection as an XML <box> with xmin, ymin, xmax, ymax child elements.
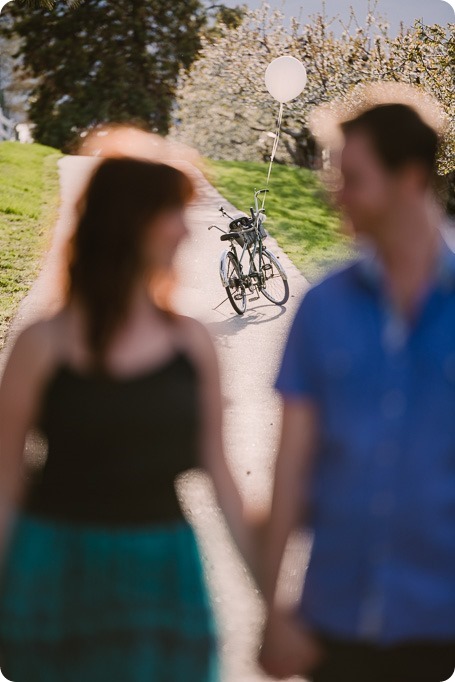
<box><xmin>204</xmin><ymin>159</ymin><xmax>353</xmax><ymax>282</ymax></box>
<box><xmin>0</xmin><ymin>141</ymin><xmax>62</xmax><ymax>350</ymax></box>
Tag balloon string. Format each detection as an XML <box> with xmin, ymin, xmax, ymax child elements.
<box><xmin>263</xmin><ymin>102</ymin><xmax>284</xmax><ymax>210</ymax></box>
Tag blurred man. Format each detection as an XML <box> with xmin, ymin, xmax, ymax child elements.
<box><xmin>259</xmin><ymin>94</ymin><xmax>455</xmax><ymax>681</ymax></box>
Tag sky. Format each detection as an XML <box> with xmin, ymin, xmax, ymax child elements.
<box><xmin>222</xmin><ymin>0</ymin><xmax>455</xmax><ymax>32</ymax></box>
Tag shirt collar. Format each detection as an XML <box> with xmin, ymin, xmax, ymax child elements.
<box><xmin>355</xmin><ymin>229</ymin><xmax>455</xmax><ymax>294</ymax></box>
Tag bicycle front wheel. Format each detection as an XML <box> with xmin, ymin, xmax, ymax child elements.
<box><xmin>257</xmin><ymin>248</ymin><xmax>289</xmax><ymax>305</ymax></box>
<box><xmin>225</xmin><ymin>251</ymin><xmax>246</xmax><ymax>315</ymax></box>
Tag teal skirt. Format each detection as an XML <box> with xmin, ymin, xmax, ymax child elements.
<box><xmin>0</xmin><ymin>512</ymin><xmax>219</xmax><ymax>682</ymax></box>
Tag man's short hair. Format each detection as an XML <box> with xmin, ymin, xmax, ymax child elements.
<box><xmin>340</xmin><ymin>103</ymin><xmax>440</xmax><ymax>177</ymax></box>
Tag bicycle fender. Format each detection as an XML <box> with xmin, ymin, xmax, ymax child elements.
<box><xmin>263</xmin><ymin>248</ymin><xmax>288</xmax><ymax>280</ymax></box>
<box><xmin>219</xmin><ymin>249</ymin><xmax>230</xmax><ymax>288</ymax></box>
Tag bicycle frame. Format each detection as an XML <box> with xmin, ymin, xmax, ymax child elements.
<box><xmin>230</xmin><ymin>188</ymin><xmax>269</xmax><ymax>282</ymax></box>
<box><xmin>236</xmin><ymin>234</ymin><xmax>264</xmax><ymax>283</ymax></box>
<box><xmin>218</xmin><ymin>187</ymin><xmax>286</xmax><ymax>289</ymax></box>
<box><xmin>219</xmin><ymin>232</ymin><xmax>264</xmax><ymax>289</ymax></box>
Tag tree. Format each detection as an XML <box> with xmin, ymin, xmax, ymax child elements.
<box><xmin>0</xmin><ymin>0</ymin><xmax>207</xmax><ymax>150</ymax></box>
<box><xmin>171</xmin><ymin>1</ymin><xmax>454</xmax><ymax>208</ymax></box>
<box><xmin>386</xmin><ymin>20</ymin><xmax>455</xmax><ymax>212</ymax></box>
<box><xmin>0</xmin><ymin>19</ymin><xmax>37</xmax><ymax>123</ymax></box>
<box><xmin>22</xmin><ymin>0</ymin><xmax>81</xmax><ymax>7</ymax></box>
<box><xmin>171</xmin><ymin>6</ymin><xmax>293</xmax><ymax>164</ymax></box>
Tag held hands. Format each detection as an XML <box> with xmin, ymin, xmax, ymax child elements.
<box><xmin>258</xmin><ymin>606</ymin><xmax>325</xmax><ymax>679</ymax></box>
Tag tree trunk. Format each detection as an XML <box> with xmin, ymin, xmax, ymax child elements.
<box><xmin>282</xmin><ymin>126</ymin><xmax>321</xmax><ymax>169</ymax></box>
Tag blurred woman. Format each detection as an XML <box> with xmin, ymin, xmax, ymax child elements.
<box><xmin>0</xmin><ymin>157</ymin><xmax>252</xmax><ymax>681</ymax></box>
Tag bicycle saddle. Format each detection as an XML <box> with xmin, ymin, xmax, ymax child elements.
<box><xmin>220</xmin><ymin>233</ymin><xmax>240</xmax><ymax>241</ymax></box>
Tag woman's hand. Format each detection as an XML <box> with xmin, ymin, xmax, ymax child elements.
<box><xmin>258</xmin><ymin>606</ymin><xmax>325</xmax><ymax>679</ymax></box>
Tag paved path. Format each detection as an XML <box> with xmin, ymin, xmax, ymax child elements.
<box><xmin>0</xmin><ymin>155</ymin><xmax>310</xmax><ymax>681</ymax></box>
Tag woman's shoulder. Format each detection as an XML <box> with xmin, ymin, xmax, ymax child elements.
<box><xmin>8</xmin><ymin>318</ymin><xmax>55</xmax><ymax>363</ymax></box>
<box><xmin>2</xmin><ymin>312</ymin><xmax>68</xmax><ymax>389</ymax></box>
<box><xmin>172</xmin><ymin>314</ymin><xmax>218</xmax><ymax>374</ymax></box>
<box><xmin>173</xmin><ymin>313</ymin><xmax>212</xmax><ymax>342</ymax></box>
<box><xmin>16</xmin><ymin>307</ymin><xmax>71</xmax><ymax>353</ymax></box>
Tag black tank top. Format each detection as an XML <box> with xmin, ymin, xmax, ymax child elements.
<box><xmin>24</xmin><ymin>349</ymin><xmax>201</xmax><ymax>526</ymax></box>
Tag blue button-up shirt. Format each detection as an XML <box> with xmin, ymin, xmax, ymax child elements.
<box><xmin>275</xmin><ymin>232</ymin><xmax>455</xmax><ymax>644</ymax></box>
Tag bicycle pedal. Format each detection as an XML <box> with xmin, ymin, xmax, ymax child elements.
<box><xmin>248</xmin><ymin>296</ymin><xmax>260</xmax><ymax>301</ymax></box>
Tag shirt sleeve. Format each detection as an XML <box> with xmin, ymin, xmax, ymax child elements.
<box><xmin>274</xmin><ymin>289</ymin><xmax>320</xmax><ymax>399</ymax></box>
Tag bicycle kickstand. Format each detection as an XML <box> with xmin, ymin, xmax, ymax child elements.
<box><xmin>212</xmin><ymin>296</ymin><xmax>229</xmax><ymax>311</ymax></box>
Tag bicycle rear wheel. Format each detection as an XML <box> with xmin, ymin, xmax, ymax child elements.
<box><xmin>225</xmin><ymin>252</ymin><xmax>246</xmax><ymax>315</ymax></box>
<box><xmin>257</xmin><ymin>248</ymin><xmax>289</xmax><ymax>305</ymax></box>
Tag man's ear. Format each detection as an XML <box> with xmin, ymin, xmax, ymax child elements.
<box><xmin>399</xmin><ymin>161</ymin><xmax>431</xmax><ymax>196</ymax></box>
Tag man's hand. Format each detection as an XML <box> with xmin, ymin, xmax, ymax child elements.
<box><xmin>258</xmin><ymin>607</ymin><xmax>325</xmax><ymax>679</ymax></box>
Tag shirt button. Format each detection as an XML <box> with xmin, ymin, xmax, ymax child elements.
<box><xmin>382</xmin><ymin>318</ymin><xmax>407</xmax><ymax>352</ymax></box>
<box><xmin>370</xmin><ymin>491</ymin><xmax>395</xmax><ymax>516</ymax></box>
<box><xmin>381</xmin><ymin>389</ymin><xmax>406</xmax><ymax>418</ymax></box>
<box><xmin>358</xmin><ymin>589</ymin><xmax>385</xmax><ymax>638</ymax></box>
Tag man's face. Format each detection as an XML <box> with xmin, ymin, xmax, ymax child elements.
<box><xmin>337</xmin><ymin>130</ymin><xmax>401</xmax><ymax>238</ymax></box>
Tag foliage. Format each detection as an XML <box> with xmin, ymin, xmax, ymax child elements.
<box><xmin>204</xmin><ymin>3</ymin><xmax>246</xmax><ymax>34</ymax></box>
<box><xmin>0</xmin><ymin>141</ymin><xmax>61</xmax><ymax>349</ymax></box>
<box><xmin>172</xmin><ymin>6</ymin><xmax>291</xmax><ymax>165</ymax></box>
<box><xmin>172</xmin><ymin>2</ymin><xmax>455</xmax><ymax>183</ymax></box>
<box><xmin>0</xmin><ymin>19</ymin><xmax>36</xmax><ymax>122</ymax></box>
<box><xmin>388</xmin><ymin>21</ymin><xmax>455</xmax><ymax>176</ymax></box>
<box><xmin>21</xmin><ymin>0</ymin><xmax>81</xmax><ymax>7</ymax></box>
<box><xmin>0</xmin><ymin>0</ymin><xmax>207</xmax><ymax>151</ymax></box>
<box><xmin>205</xmin><ymin>158</ymin><xmax>352</xmax><ymax>281</ymax></box>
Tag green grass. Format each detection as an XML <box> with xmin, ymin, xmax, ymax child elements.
<box><xmin>204</xmin><ymin>159</ymin><xmax>353</xmax><ymax>282</ymax></box>
<box><xmin>0</xmin><ymin>141</ymin><xmax>62</xmax><ymax>350</ymax></box>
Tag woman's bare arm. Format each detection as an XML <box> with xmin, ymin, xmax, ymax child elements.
<box><xmin>257</xmin><ymin>397</ymin><xmax>322</xmax><ymax>679</ymax></box>
<box><xmin>0</xmin><ymin>322</ymin><xmax>52</xmax><ymax>554</ymax></box>
<box><xmin>181</xmin><ymin>316</ymin><xmax>260</xmax><ymax>582</ymax></box>
<box><xmin>261</xmin><ymin>397</ymin><xmax>319</xmax><ymax>606</ymax></box>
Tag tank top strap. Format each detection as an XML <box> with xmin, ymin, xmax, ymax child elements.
<box><xmin>53</xmin><ymin>302</ymin><xmax>192</xmax><ymax>375</ymax></box>
<box><xmin>152</xmin><ymin>314</ymin><xmax>200</xmax><ymax>388</ymax></box>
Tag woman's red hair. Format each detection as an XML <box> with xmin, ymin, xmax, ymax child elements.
<box><xmin>62</xmin><ymin>156</ymin><xmax>194</xmax><ymax>373</ymax></box>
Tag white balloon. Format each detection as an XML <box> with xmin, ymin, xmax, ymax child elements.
<box><xmin>265</xmin><ymin>56</ymin><xmax>307</xmax><ymax>103</ymax></box>
<box><xmin>0</xmin><ymin>0</ymin><xmax>14</xmax><ymax>13</ymax></box>
<box><xmin>440</xmin><ymin>0</ymin><xmax>455</xmax><ymax>14</ymax></box>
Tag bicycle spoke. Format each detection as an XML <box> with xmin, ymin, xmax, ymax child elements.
<box><xmin>256</xmin><ymin>250</ymin><xmax>289</xmax><ymax>305</ymax></box>
<box><xmin>225</xmin><ymin>252</ymin><xmax>246</xmax><ymax>314</ymax></box>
